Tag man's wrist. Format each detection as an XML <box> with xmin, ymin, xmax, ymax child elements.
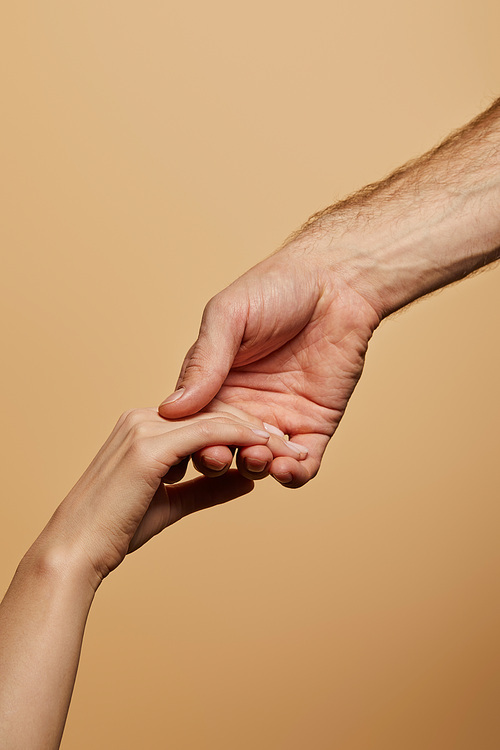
<box><xmin>285</xmin><ymin>100</ymin><xmax>500</xmax><ymax>319</ymax></box>
<box><xmin>286</xmin><ymin>168</ymin><xmax>500</xmax><ymax>321</ymax></box>
<box><xmin>280</xmin><ymin>207</ymin><xmax>397</xmax><ymax>320</ymax></box>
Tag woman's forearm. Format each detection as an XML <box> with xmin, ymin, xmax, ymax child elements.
<box><xmin>0</xmin><ymin>541</ymin><xmax>95</xmax><ymax>750</ymax></box>
<box><xmin>289</xmin><ymin>98</ymin><xmax>500</xmax><ymax>318</ymax></box>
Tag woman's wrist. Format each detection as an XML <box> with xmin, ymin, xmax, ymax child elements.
<box><xmin>22</xmin><ymin>530</ymin><xmax>101</xmax><ymax>600</ymax></box>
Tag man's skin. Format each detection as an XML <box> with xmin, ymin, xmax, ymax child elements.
<box><xmin>159</xmin><ymin>98</ymin><xmax>500</xmax><ymax>487</ymax></box>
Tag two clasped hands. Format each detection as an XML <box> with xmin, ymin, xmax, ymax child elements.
<box><xmin>2</xmin><ymin>97</ymin><xmax>500</xmax><ymax>749</ymax></box>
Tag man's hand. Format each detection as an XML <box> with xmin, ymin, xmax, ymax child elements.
<box><xmin>159</xmin><ymin>246</ymin><xmax>381</xmax><ymax>488</ymax></box>
<box><xmin>159</xmin><ymin>99</ymin><xmax>500</xmax><ymax>488</ymax></box>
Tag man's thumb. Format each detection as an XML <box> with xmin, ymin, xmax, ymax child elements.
<box><xmin>158</xmin><ymin>295</ymin><xmax>245</xmax><ymax>418</ymax></box>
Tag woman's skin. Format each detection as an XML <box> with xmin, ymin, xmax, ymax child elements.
<box><xmin>0</xmin><ymin>403</ymin><xmax>306</xmax><ymax>750</ymax></box>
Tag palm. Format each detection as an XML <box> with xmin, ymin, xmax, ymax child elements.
<box><xmin>178</xmin><ymin>252</ymin><xmax>380</xmax><ymax>487</ymax></box>
<box><xmin>225</xmin><ymin>296</ymin><xmax>369</xmax><ymax>436</ymax></box>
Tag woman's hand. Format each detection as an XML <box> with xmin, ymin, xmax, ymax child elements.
<box><xmin>0</xmin><ymin>406</ymin><xmax>305</xmax><ymax>750</ymax></box>
<box><xmin>33</xmin><ymin>407</ymin><xmax>307</xmax><ymax>589</ymax></box>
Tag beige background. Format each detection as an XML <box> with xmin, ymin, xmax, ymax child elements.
<box><xmin>1</xmin><ymin>2</ymin><xmax>500</xmax><ymax>748</ymax></box>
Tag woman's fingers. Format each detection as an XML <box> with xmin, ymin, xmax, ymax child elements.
<box><xmin>174</xmin><ymin>401</ymin><xmax>286</xmax><ymax>478</ymax></box>
<box><xmin>113</xmin><ymin>407</ymin><xmax>308</xmax><ymax>482</ymax></box>
<box><xmin>145</xmin><ymin>418</ymin><xmax>272</xmax><ymax>475</ymax></box>
<box><xmin>128</xmin><ymin>471</ymin><xmax>254</xmax><ymax>553</ymax></box>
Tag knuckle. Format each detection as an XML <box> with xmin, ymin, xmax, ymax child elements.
<box><xmin>121</xmin><ymin>408</ymin><xmax>151</xmax><ymax>430</ymax></box>
<box><xmin>122</xmin><ymin>408</ymin><xmax>141</xmax><ymax>426</ymax></box>
<box><xmin>183</xmin><ymin>349</ymin><xmax>209</xmax><ymax>377</ymax></box>
<box><xmin>117</xmin><ymin>408</ymin><xmax>135</xmax><ymax>427</ymax></box>
<box><xmin>129</xmin><ymin>420</ymin><xmax>151</xmax><ymax>441</ymax></box>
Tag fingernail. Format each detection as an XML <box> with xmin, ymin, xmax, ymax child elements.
<box><xmin>160</xmin><ymin>387</ymin><xmax>185</xmax><ymax>406</ymax></box>
<box><xmin>203</xmin><ymin>457</ymin><xmax>228</xmax><ymax>471</ymax></box>
<box><xmin>287</xmin><ymin>442</ymin><xmax>309</xmax><ymax>456</ymax></box>
<box><xmin>263</xmin><ymin>422</ymin><xmax>285</xmax><ymax>437</ymax></box>
<box><xmin>246</xmin><ymin>459</ymin><xmax>268</xmax><ymax>473</ymax></box>
<box><xmin>252</xmin><ymin>428</ymin><xmax>270</xmax><ymax>438</ymax></box>
<box><xmin>272</xmin><ymin>472</ymin><xmax>293</xmax><ymax>484</ymax></box>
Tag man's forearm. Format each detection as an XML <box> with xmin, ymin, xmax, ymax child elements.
<box><xmin>289</xmin><ymin>98</ymin><xmax>500</xmax><ymax>318</ymax></box>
